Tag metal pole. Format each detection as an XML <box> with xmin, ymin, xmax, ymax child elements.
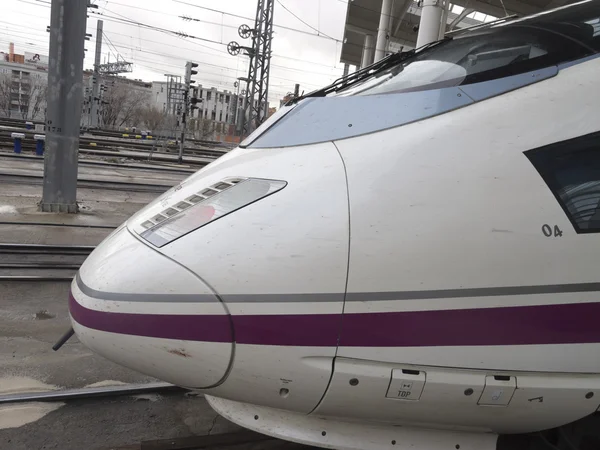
<box><xmin>374</xmin><ymin>0</ymin><xmax>393</xmax><ymax>62</ymax></box>
<box><xmin>90</xmin><ymin>20</ymin><xmax>102</xmax><ymax>129</ymax></box>
<box><xmin>343</xmin><ymin>63</ymin><xmax>349</xmax><ymax>77</ymax></box>
<box><xmin>166</xmin><ymin>77</ymin><xmax>171</xmax><ymax>116</ymax></box>
<box><xmin>41</xmin><ymin>0</ymin><xmax>88</xmax><ymax>214</ymax></box>
<box><xmin>239</xmin><ymin>0</ymin><xmax>274</xmax><ymax>137</ymax></box>
<box><xmin>416</xmin><ymin>0</ymin><xmax>444</xmax><ymax>48</ymax></box>
<box><xmin>179</xmin><ymin>89</ymin><xmax>187</xmax><ymax>164</ymax></box>
<box><xmin>361</xmin><ymin>34</ymin><xmax>375</xmax><ymax>68</ymax></box>
<box><xmin>261</xmin><ymin>3</ymin><xmax>274</xmax><ymax>124</ymax></box>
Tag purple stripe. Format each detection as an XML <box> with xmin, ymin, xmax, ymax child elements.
<box><xmin>232</xmin><ymin>314</ymin><xmax>340</xmax><ymax>347</ymax></box>
<box><xmin>340</xmin><ymin>302</ymin><xmax>600</xmax><ymax>347</ymax></box>
<box><xmin>70</xmin><ymin>294</ymin><xmax>600</xmax><ymax>347</ymax></box>
<box><xmin>69</xmin><ymin>294</ymin><xmax>233</xmax><ymax>343</ymax></box>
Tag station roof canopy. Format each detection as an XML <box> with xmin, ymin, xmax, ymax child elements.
<box><xmin>340</xmin><ymin>0</ymin><xmax>577</xmax><ymax>66</ymax></box>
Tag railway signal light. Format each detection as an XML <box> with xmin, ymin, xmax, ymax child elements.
<box><xmin>185</xmin><ymin>61</ymin><xmax>198</xmax><ymax>87</ymax></box>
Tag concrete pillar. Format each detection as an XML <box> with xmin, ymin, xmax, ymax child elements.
<box><xmin>416</xmin><ymin>0</ymin><xmax>444</xmax><ymax>48</ymax></box>
<box><xmin>375</xmin><ymin>0</ymin><xmax>393</xmax><ymax>62</ymax></box>
<box><xmin>438</xmin><ymin>0</ymin><xmax>449</xmax><ymax>40</ymax></box>
<box><xmin>343</xmin><ymin>63</ymin><xmax>350</xmax><ymax>77</ymax></box>
<box><xmin>41</xmin><ymin>0</ymin><xmax>88</xmax><ymax>213</ymax></box>
<box><xmin>361</xmin><ymin>34</ymin><xmax>375</xmax><ymax>68</ymax></box>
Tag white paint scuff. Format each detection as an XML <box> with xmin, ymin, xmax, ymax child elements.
<box><xmin>0</xmin><ymin>376</ymin><xmax>59</xmax><ymax>395</ymax></box>
<box><xmin>84</xmin><ymin>380</ymin><xmax>127</xmax><ymax>388</ymax></box>
<box><xmin>131</xmin><ymin>393</ymin><xmax>162</xmax><ymax>402</ymax></box>
<box><xmin>0</xmin><ymin>376</ymin><xmax>63</xmax><ymax>429</ymax></box>
<box><xmin>0</xmin><ymin>205</ymin><xmax>17</xmax><ymax>214</ymax></box>
<box><xmin>0</xmin><ymin>403</ymin><xmax>64</xmax><ymax>430</ymax></box>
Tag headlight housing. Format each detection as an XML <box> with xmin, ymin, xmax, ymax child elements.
<box><xmin>131</xmin><ymin>178</ymin><xmax>286</xmax><ymax>247</ymax></box>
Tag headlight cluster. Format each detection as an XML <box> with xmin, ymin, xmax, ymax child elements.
<box><xmin>134</xmin><ymin>177</ymin><xmax>286</xmax><ymax>247</ymax></box>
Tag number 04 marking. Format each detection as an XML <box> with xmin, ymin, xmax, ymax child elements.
<box><xmin>542</xmin><ymin>224</ymin><xmax>563</xmax><ymax>237</ymax></box>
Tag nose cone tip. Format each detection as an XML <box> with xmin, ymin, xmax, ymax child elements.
<box><xmin>69</xmin><ymin>227</ymin><xmax>233</xmax><ymax>388</ymax></box>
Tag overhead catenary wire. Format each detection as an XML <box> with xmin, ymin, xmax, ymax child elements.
<box><xmin>4</xmin><ymin>1</ymin><xmax>347</xmax><ymax>101</ymax></box>
<box><xmin>0</xmin><ymin>30</ymin><xmax>299</xmax><ymax>98</ymax></box>
<box><xmin>173</xmin><ymin>0</ymin><xmax>343</xmax><ymax>42</ymax></box>
<box><xmin>1</xmin><ymin>20</ymin><xmax>344</xmax><ymax>73</ymax></box>
<box><xmin>0</xmin><ymin>19</ymin><xmax>341</xmax><ymax>91</ymax></box>
<box><xmin>275</xmin><ymin>0</ymin><xmax>336</xmax><ymax>40</ymax></box>
<box><xmin>104</xmin><ymin>37</ymin><xmax>338</xmax><ymax>81</ymax></box>
<box><xmin>5</xmin><ymin>3</ymin><xmax>347</xmax><ymax>71</ymax></box>
<box><xmin>102</xmin><ymin>32</ymin><xmax>122</xmax><ymax>63</ymax></box>
<box><xmin>92</xmin><ymin>1</ymin><xmax>348</xmax><ymax>69</ymax></box>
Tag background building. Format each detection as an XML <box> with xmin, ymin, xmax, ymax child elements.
<box><xmin>0</xmin><ymin>43</ymin><xmax>48</xmax><ymax>120</ymax></box>
<box><xmin>0</xmin><ymin>42</ymin><xmax>264</xmax><ymax>142</ymax></box>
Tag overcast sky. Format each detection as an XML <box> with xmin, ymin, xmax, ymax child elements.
<box><xmin>2</xmin><ymin>0</ymin><xmax>350</xmax><ymax>104</ymax></box>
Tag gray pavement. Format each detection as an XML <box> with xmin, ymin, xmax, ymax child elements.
<box><xmin>0</xmin><ymin>391</ymin><xmax>317</xmax><ymax>450</ymax></box>
<box><xmin>0</xmin><ymin>391</ymin><xmax>242</xmax><ymax>450</ymax></box>
<box><xmin>0</xmin><ymin>224</ymin><xmax>113</xmax><ymax>246</ymax></box>
<box><xmin>0</xmin><ymin>180</ymin><xmax>157</xmax><ymax>229</ymax></box>
<box><xmin>0</xmin><ymin>156</ymin><xmax>187</xmax><ymax>188</ymax></box>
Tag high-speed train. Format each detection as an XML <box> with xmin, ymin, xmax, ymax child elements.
<box><xmin>68</xmin><ymin>2</ymin><xmax>600</xmax><ymax>449</ymax></box>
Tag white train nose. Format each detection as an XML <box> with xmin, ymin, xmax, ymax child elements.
<box><xmin>69</xmin><ymin>226</ymin><xmax>233</xmax><ymax>388</ymax></box>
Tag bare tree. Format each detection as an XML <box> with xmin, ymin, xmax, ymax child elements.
<box><xmin>100</xmin><ymin>82</ymin><xmax>128</xmax><ymax>128</ymax></box>
<box><xmin>27</xmin><ymin>78</ymin><xmax>47</xmax><ymax>121</ymax></box>
<box><xmin>100</xmin><ymin>82</ymin><xmax>150</xmax><ymax>129</ymax></box>
<box><xmin>0</xmin><ymin>73</ymin><xmax>14</xmax><ymax>118</ymax></box>
<box><xmin>192</xmin><ymin>118</ymin><xmax>215</xmax><ymax>140</ymax></box>
<box><xmin>140</xmin><ymin>105</ymin><xmax>164</xmax><ymax>132</ymax></box>
<box><xmin>16</xmin><ymin>77</ymin><xmax>47</xmax><ymax>120</ymax></box>
<box><xmin>119</xmin><ymin>89</ymin><xmax>148</xmax><ymax>128</ymax></box>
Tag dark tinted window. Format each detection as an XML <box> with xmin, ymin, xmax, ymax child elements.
<box><xmin>335</xmin><ymin>27</ymin><xmax>590</xmax><ymax>97</ymax></box>
<box><xmin>512</xmin><ymin>1</ymin><xmax>600</xmax><ymax>51</ymax></box>
<box><xmin>526</xmin><ymin>131</ymin><xmax>600</xmax><ymax>233</ymax></box>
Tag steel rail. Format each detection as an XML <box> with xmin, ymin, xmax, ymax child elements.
<box><xmin>0</xmin><ymin>263</ymin><xmax>81</xmax><ymax>269</ymax></box>
<box><xmin>0</xmin><ymin>275</ymin><xmax>75</xmax><ymax>281</ymax></box>
<box><xmin>0</xmin><ymin>152</ymin><xmax>197</xmax><ymax>174</ymax></box>
<box><xmin>0</xmin><ymin>243</ymin><xmax>95</xmax><ymax>254</ymax></box>
<box><xmin>0</xmin><ymin>120</ymin><xmax>233</xmax><ymax>150</ymax></box>
<box><xmin>0</xmin><ymin>382</ymin><xmax>184</xmax><ymax>405</ymax></box>
<box><xmin>0</xmin><ymin>173</ymin><xmax>171</xmax><ymax>193</ymax></box>
<box><xmin>0</xmin><ymin>142</ymin><xmax>215</xmax><ymax>166</ymax></box>
<box><xmin>0</xmin><ymin>131</ymin><xmax>228</xmax><ymax>158</ymax></box>
<box><xmin>0</xmin><ymin>221</ymin><xmax>117</xmax><ymax>229</ymax></box>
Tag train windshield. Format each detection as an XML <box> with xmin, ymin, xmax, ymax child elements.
<box><xmin>334</xmin><ymin>18</ymin><xmax>597</xmax><ymax>97</ymax></box>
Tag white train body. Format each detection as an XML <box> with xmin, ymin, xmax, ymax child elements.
<box><xmin>70</xmin><ymin>2</ymin><xmax>600</xmax><ymax>449</ymax></box>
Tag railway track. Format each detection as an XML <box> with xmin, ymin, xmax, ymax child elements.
<box><xmin>0</xmin><ymin>382</ymin><xmax>179</xmax><ymax>405</ymax></box>
<box><xmin>0</xmin><ymin>151</ymin><xmax>197</xmax><ymax>175</ymax></box>
<box><xmin>0</xmin><ymin>127</ymin><xmax>232</xmax><ymax>160</ymax></box>
<box><xmin>0</xmin><ymin>172</ymin><xmax>173</xmax><ymax>194</ymax></box>
<box><xmin>84</xmin><ymin>128</ymin><xmax>235</xmax><ymax>149</ymax></box>
<box><xmin>0</xmin><ymin>220</ymin><xmax>117</xmax><ymax>229</ymax></box>
<box><xmin>0</xmin><ymin>243</ymin><xmax>94</xmax><ymax>280</ymax></box>
<box><xmin>0</xmin><ymin>137</ymin><xmax>221</xmax><ymax>165</ymax></box>
<box><xmin>78</xmin><ymin>135</ymin><xmax>228</xmax><ymax>159</ymax></box>
<box><xmin>0</xmin><ymin>117</ymin><xmax>236</xmax><ymax>149</ymax></box>
<box><xmin>0</xmin><ymin>383</ymin><xmax>314</xmax><ymax>449</ymax></box>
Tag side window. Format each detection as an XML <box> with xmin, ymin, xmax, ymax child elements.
<box><xmin>525</xmin><ymin>131</ymin><xmax>600</xmax><ymax>233</ymax></box>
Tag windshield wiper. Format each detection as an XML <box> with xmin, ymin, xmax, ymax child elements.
<box><xmin>288</xmin><ymin>37</ymin><xmax>453</xmax><ymax>104</ymax></box>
